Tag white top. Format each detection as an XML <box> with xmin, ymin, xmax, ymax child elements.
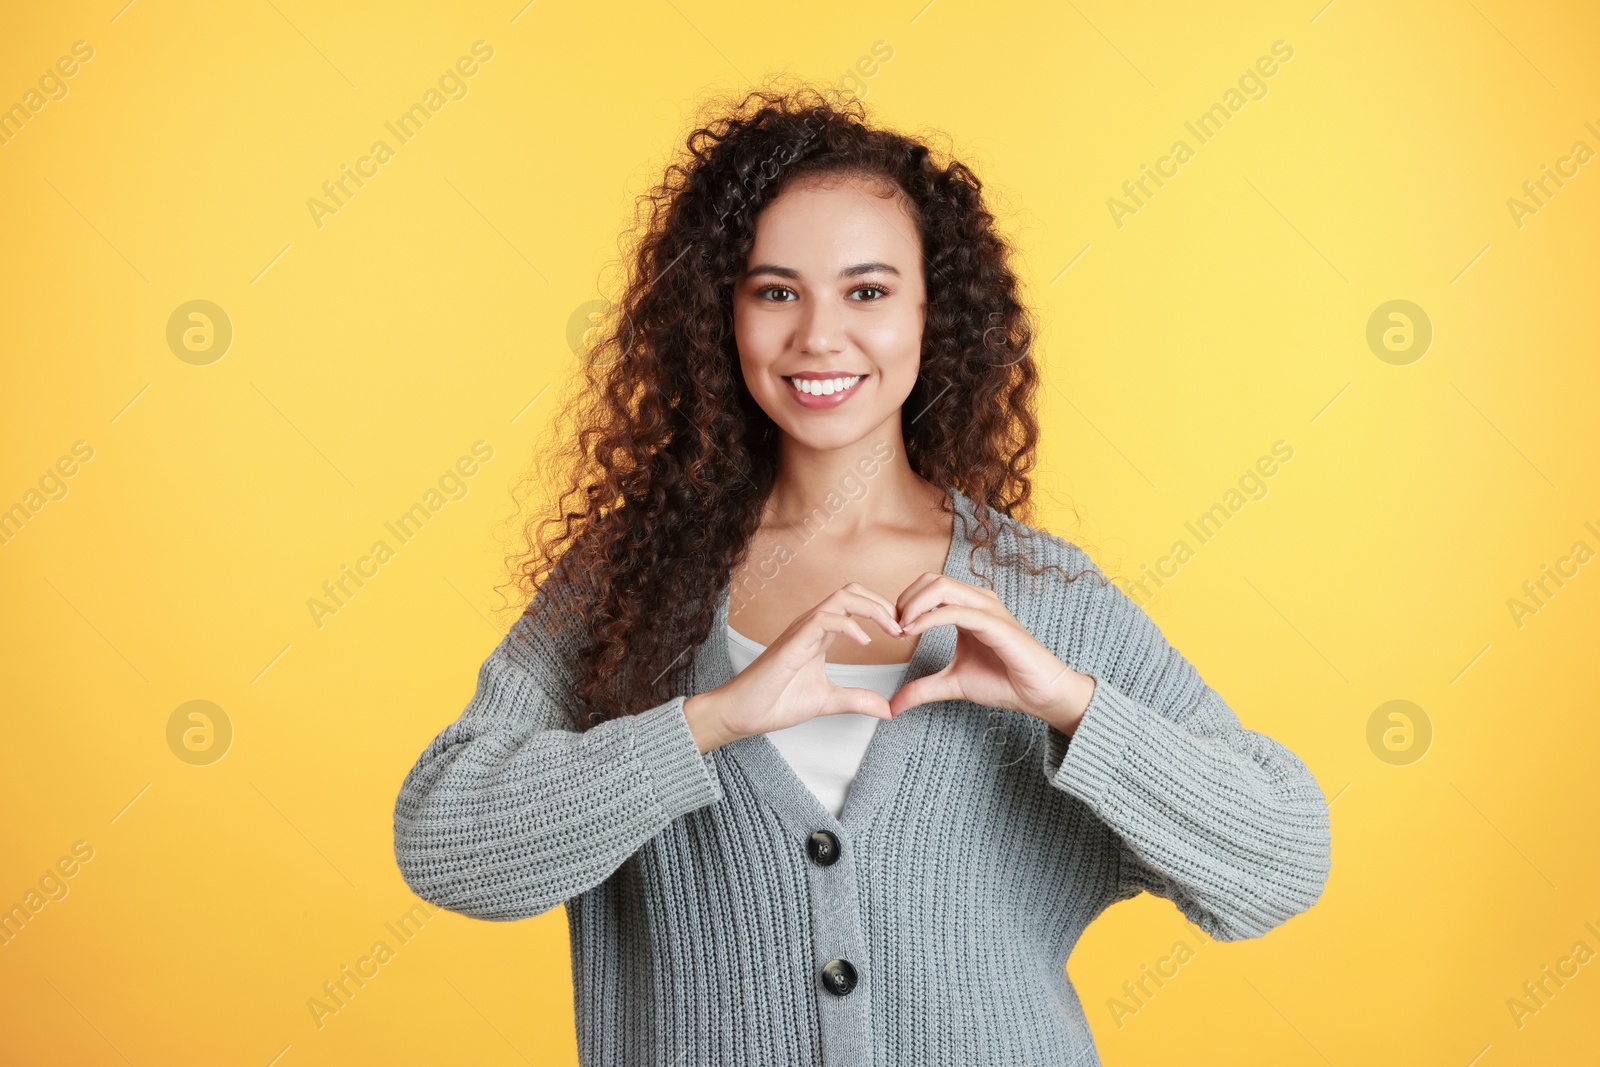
<box><xmin>724</xmin><ymin>622</ymin><xmax>910</xmax><ymax>818</ymax></box>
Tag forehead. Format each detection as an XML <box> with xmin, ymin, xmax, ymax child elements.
<box><xmin>747</xmin><ymin>174</ymin><xmax>921</xmax><ymax>267</ymax></box>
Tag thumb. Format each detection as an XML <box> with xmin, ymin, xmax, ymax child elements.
<box><xmin>888</xmin><ymin>667</ymin><xmax>963</xmax><ymax>718</ymax></box>
<box><xmin>824</xmin><ymin>685</ymin><xmax>894</xmax><ymax>721</ymax></box>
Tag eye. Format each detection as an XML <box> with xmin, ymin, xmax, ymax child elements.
<box><xmin>751</xmin><ymin>283</ymin><xmax>890</xmax><ymax>303</ymax></box>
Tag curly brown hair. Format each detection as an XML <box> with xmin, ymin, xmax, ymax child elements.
<box><xmin>496</xmin><ymin>79</ymin><xmax>1106</xmax><ymax>730</ymax></box>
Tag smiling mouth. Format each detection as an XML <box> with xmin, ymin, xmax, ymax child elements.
<box><xmin>784</xmin><ymin>373</ymin><xmax>865</xmax><ymax>397</ymax></box>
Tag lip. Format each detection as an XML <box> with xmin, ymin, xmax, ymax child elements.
<box><xmin>783</xmin><ymin>373</ymin><xmax>867</xmax><ymax>409</ymax></box>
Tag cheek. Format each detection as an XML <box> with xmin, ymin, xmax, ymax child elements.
<box><xmin>734</xmin><ymin>312</ymin><xmax>783</xmax><ymax>366</ymax></box>
<box><xmin>865</xmin><ymin>313</ymin><xmax>923</xmax><ymax>383</ymax></box>
<box><xmin>733</xmin><ymin>317</ymin><xmax>785</xmax><ymax>407</ymax></box>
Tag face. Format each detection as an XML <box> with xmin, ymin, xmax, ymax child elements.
<box><xmin>733</xmin><ymin>173</ymin><xmax>927</xmax><ymax>454</ymax></box>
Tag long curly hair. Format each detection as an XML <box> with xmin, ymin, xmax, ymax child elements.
<box><xmin>497</xmin><ymin>80</ymin><xmax>1107</xmax><ymax>730</ymax></box>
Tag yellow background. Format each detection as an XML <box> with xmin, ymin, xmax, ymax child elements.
<box><xmin>3</xmin><ymin>0</ymin><xmax>1597</xmax><ymax>1063</ymax></box>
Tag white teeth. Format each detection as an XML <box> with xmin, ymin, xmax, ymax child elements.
<box><xmin>788</xmin><ymin>375</ymin><xmax>862</xmax><ymax>396</ymax></box>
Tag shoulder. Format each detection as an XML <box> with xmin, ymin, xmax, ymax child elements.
<box><xmin>971</xmin><ymin>502</ymin><xmax>1167</xmax><ymax>667</ymax></box>
<box><xmin>500</xmin><ymin>552</ymin><xmax>592</xmax><ymax>689</ymax></box>
<box><xmin>964</xmin><ymin>498</ymin><xmax>1112</xmax><ymax>601</ymax></box>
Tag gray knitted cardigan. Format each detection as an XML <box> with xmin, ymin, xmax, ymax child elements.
<box><xmin>392</xmin><ymin>488</ymin><xmax>1332</xmax><ymax>1066</ymax></box>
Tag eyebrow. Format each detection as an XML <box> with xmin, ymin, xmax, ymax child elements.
<box><xmin>743</xmin><ymin>262</ymin><xmax>902</xmax><ymax>281</ymax></box>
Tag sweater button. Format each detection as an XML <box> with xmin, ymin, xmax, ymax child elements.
<box><xmin>806</xmin><ymin>830</ymin><xmax>841</xmax><ymax>866</ymax></box>
<box><xmin>820</xmin><ymin>958</ymin><xmax>857</xmax><ymax>996</ymax></box>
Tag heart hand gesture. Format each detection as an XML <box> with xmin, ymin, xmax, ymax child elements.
<box><xmin>684</xmin><ymin>576</ymin><xmax>1098</xmax><ymax>754</ymax></box>
<box><xmin>887</xmin><ymin>573</ymin><xmax>1097</xmax><ymax>733</ymax></box>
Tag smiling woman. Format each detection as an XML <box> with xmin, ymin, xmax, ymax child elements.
<box><xmin>392</xmin><ymin>80</ymin><xmax>1331</xmax><ymax>1067</ymax></box>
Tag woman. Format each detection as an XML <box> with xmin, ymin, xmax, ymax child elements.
<box><xmin>393</xmin><ymin>83</ymin><xmax>1332</xmax><ymax>1066</ymax></box>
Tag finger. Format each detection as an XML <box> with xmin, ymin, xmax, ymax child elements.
<box><xmin>843</xmin><ymin>587</ymin><xmax>908</xmax><ymax>637</ymax></box>
<box><xmin>898</xmin><ymin>583</ymin><xmax>1001</xmax><ymax>633</ymax></box>
<box><xmin>888</xmin><ymin>667</ymin><xmax>964</xmax><ymax>717</ymax></box>
<box><xmin>809</xmin><ymin>610</ymin><xmax>874</xmax><ymax>647</ymax></box>
<box><xmin>832</xmin><ymin>582</ymin><xmax>902</xmax><ymax>626</ymax></box>
<box><xmin>900</xmin><ymin>602</ymin><xmax>1003</xmax><ymax>635</ymax></box>
<box><xmin>815</xmin><ymin>589</ymin><xmax>905</xmax><ymax>638</ymax></box>
<box><xmin>892</xmin><ymin>571</ymin><xmax>946</xmax><ymax>624</ymax></box>
<box><xmin>820</xmin><ymin>685</ymin><xmax>894</xmax><ymax>721</ymax></box>
<box><xmin>895</xmin><ymin>573</ymin><xmax>998</xmax><ymax>628</ymax></box>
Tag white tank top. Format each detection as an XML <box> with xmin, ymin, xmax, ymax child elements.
<box><xmin>724</xmin><ymin>622</ymin><xmax>910</xmax><ymax>819</ymax></box>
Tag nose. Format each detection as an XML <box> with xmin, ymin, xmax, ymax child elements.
<box><xmin>797</xmin><ymin>295</ymin><xmax>845</xmax><ymax>356</ymax></box>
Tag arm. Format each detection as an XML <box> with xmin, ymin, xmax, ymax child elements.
<box><xmin>1037</xmin><ymin>540</ymin><xmax>1332</xmax><ymax>942</ymax></box>
<box><xmin>391</xmin><ymin>583</ymin><xmax>723</xmax><ymax>921</ymax></box>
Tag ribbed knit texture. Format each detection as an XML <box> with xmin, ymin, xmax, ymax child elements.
<box><xmin>392</xmin><ymin>489</ymin><xmax>1332</xmax><ymax>1066</ymax></box>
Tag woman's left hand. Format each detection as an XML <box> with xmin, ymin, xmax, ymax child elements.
<box><xmin>886</xmin><ymin>573</ymin><xmax>1097</xmax><ymax>734</ymax></box>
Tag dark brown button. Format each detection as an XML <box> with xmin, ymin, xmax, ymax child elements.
<box><xmin>821</xmin><ymin>958</ymin><xmax>857</xmax><ymax>996</ymax></box>
<box><xmin>806</xmin><ymin>830</ymin><xmax>841</xmax><ymax>866</ymax></box>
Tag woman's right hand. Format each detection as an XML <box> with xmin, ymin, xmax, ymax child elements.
<box><xmin>684</xmin><ymin>583</ymin><xmax>906</xmax><ymax>752</ymax></box>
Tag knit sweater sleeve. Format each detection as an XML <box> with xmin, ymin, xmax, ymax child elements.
<box><xmin>391</xmin><ymin>582</ymin><xmax>723</xmax><ymax>921</ymax></box>
<box><xmin>1035</xmin><ymin>538</ymin><xmax>1332</xmax><ymax>942</ymax></box>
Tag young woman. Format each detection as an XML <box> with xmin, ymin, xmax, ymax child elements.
<box><xmin>393</xmin><ymin>84</ymin><xmax>1332</xmax><ymax>1066</ymax></box>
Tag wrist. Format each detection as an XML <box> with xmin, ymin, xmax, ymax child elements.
<box><xmin>683</xmin><ymin>689</ymin><xmax>740</xmax><ymax>754</ymax></box>
<box><xmin>1037</xmin><ymin>670</ymin><xmax>1096</xmax><ymax>737</ymax></box>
